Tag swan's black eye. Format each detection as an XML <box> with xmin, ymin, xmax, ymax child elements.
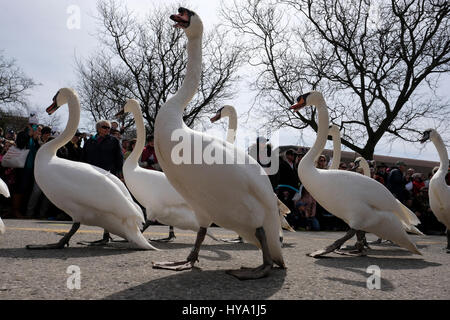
<box><xmin>52</xmin><ymin>91</ymin><xmax>59</xmax><ymax>102</ymax></box>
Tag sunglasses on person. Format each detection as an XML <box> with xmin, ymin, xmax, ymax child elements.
<box><xmin>101</xmin><ymin>125</ymin><xmax>111</xmax><ymax>130</ymax></box>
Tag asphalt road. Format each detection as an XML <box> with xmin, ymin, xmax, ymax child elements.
<box><xmin>0</xmin><ymin>219</ymin><xmax>448</xmax><ymax>300</ymax></box>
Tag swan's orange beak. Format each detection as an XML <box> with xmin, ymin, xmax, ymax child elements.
<box><xmin>170</xmin><ymin>8</ymin><xmax>191</xmax><ymax>28</ymax></box>
<box><xmin>46</xmin><ymin>101</ymin><xmax>58</xmax><ymax>115</ymax></box>
<box><xmin>210</xmin><ymin>113</ymin><xmax>221</xmax><ymax>123</ymax></box>
<box><xmin>290</xmin><ymin>96</ymin><xmax>306</xmax><ymax>111</ymax></box>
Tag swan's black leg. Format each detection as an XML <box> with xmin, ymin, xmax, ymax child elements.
<box><xmin>446</xmin><ymin>229</ymin><xmax>450</xmax><ymax>254</ymax></box>
<box><xmin>26</xmin><ymin>223</ymin><xmax>81</xmax><ymax>250</ymax></box>
<box><xmin>151</xmin><ymin>226</ymin><xmax>176</xmax><ymax>242</ymax></box>
<box><xmin>307</xmin><ymin>229</ymin><xmax>357</xmax><ymax>258</ymax></box>
<box><xmin>152</xmin><ymin>227</ymin><xmax>207</xmax><ymax>271</ymax></box>
<box><xmin>225</xmin><ymin>227</ymin><xmax>273</xmax><ymax>280</ymax></box>
<box><xmin>141</xmin><ymin>220</ymin><xmax>152</xmax><ymax>233</ymax></box>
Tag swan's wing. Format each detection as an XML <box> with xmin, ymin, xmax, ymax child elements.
<box><xmin>102</xmin><ymin>170</ymin><xmax>145</xmax><ymax>220</ymax></box>
<box><xmin>396</xmin><ymin>199</ymin><xmax>421</xmax><ymax>226</ymax></box>
<box><xmin>0</xmin><ymin>178</ymin><xmax>10</xmax><ymax>198</ymax></box>
<box><xmin>37</xmin><ymin>159</ymin><xmax>144</xmax><ymax>224</ymax></box>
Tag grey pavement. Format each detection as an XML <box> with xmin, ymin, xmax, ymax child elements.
<box><xmin>0</xmin><ymin>219</ymin><xmax>448</xmax><ymax>300</ymax></box>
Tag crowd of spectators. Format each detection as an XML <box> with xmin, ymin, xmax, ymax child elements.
<box><xmin>0</xmin><ymin>115</ymin><xmax>160</xmax><ymax>221</ymax></box>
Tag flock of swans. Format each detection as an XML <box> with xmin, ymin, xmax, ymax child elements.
<box><xmin>0</xmin><ymin>7</ymin><xmax>448</xmax><ymax>280</ymax></box>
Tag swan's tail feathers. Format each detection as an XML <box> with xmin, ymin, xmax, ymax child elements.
<box><xmin>280</xmin><ymin>214</ymin><xmax>295</xmax><ymax>232</ymax></box>
<box><xmin>0</xmin><ymin>218</ymin><xmax>5</xmax><ymax>235</ymax></box>
<box><xmin>276</xmin><ymin>197</ymin><xmax>291</xmax><ymax>216</ymax></box>
<box><xmin>403</xmin><ymin>222</ymin><xmax>425</xmax><ymax>236</ymax></box>
<box><xmin>396</xmin><ymin>200</ymin><xmax>421</xmax><ymax>226</ymax></box>
<box><xmin>128</xmin><ymin>229</ymin><xmax>160</xmax><ymax>250</ymax></box>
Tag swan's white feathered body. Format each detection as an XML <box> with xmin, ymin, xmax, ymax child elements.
<box><xmin>293</xmin><ymin>91</ymin><xmax>420</xmax><ymax>254</ymax></box>
<box><xmin>35</xmin><ymin>88</ymin><xmax>156</xmax><ymax>250</ymax></box>
<box><xmin>154</xmin><ymin>11</ymin><xmax>284</xmax><ymax>267</ymax></box>
<box><xmin>122</xmin><ymin>99</ymin><xmax>207</xmax><ymax>231</ymax></box>
<box><xmin>424</xmin><ymin>129</ymin><xmax>450</xmax><ymax>229</ymax></box>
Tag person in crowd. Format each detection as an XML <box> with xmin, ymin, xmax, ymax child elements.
<box><xmin>140</xmin><ymin>135</ymin><xmax>161</xmax><ymax>171</ymax></box>
<box><xmin>124</xmin><ymin>139</ymin><xmax>136</xmax><ymax>160</ymax></box>
<box><xmin>81</xmin><ymin>120</ymin><xmax>124</xmax><ymax>177</ymax></box>
<box><xmin>64</xmin><ymin>131</ymin><xmax>83</xmax><ymax>162</ymax></box>
<box><xmin>386</xmin><ymin>161</ymin><xmax>409</xmax><ymax>204</ymax></box>
<box><xmin>316</xmin><ymin>154</ymin><xmax>328</xmax><ymax>169</ymax></box>
<box><xmin>411</xmin><ymin>173</ymin><xmax>425</xmax><ymax>197</ymax></box>
<box><xmin>338</xmin><ymin>162</ymin><xmax>348</xmax><ymax>170</ymax></box>
<box><xmin>276</xmin><ymin>149</ymin><xmax>301</xmax><ymax>229</ymax></box>
<box><xmin>26</xmin><ymin>126</ymin><xmax>53</xmax><ymax>219</ymax></box>
<box><xmin>373</xmin><ymin>162</ymin><xmax>388</xmax><ymax>185</ymax></box>
<box><xmin>6</xmin><ymin>116</ymin><xmax>41</xmax><ymax>219</ymax></box>
<box><xmin>295</xmin><ymin>187</ymin><xmax>319</xmax><ymax>231</ymax></box>
<box><xmin>121</xmin><ymin>139</ymin><xmax>129</xmax><ymax>155</ymax></box>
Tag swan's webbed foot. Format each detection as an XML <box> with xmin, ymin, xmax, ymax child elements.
<box><xmin>152</xmin><ymin>227</ymin><xmax>206</xmax><ymax>272</ymax></box>
<box><xmin>26</xmin><ymin>242</ymin><xmax>70</xmax><ymax>250</ymax></box>
<box><xmin>152</xmin><ymin>260</ymin><xmax>195</xmax><ymax>271</ymax></box>
<box><xmin>226</xmin><ymin>264</ymin><xmax>272</xmax><ymax>280</ymax></box>
<box><xmin>26</xmin><ymin>222</ymin><xmax>80</xmax><ymax>250</ymax></box>
<box><xmin>220</xmin><ymin>236</ymin><xmax>243</xmax><ymax>243</ymax></box>
<box><xmin>151</xmin><ymin>231</ymin><xmax>176</xmax><ymax>243</ymax></box>
<box><xmin>335</xmin><ymin>231</ymin><xmax>367</xmax><ymax>256</ymax></box>
<box><xmin>307</xmin><ymin>229</ymin><xmax>357</xmax><ymax>258</ymax></box>
<box><xmin>77</xmin><ymin>231</ymin><xmax>112</xmax><ymax>246</ymax></box>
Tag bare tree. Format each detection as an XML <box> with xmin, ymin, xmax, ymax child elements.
<box><xmin>0</xmin><ymin>51</ymin><xmax>37</xmax><ymax>112</ymax></box>
<box><xmin>222</xmin><ymin>0</ymin><xmax>450</xmax><ymax>159</ymax></box>
<box><xmin>76</xmin><ymin>1</ymin><xmax>244</xmax><ymax>134</ymax></box>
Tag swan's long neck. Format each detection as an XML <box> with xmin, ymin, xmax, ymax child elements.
<box><xmin>329</xmin><ymin>129</ymin><xmax>341</xmax><ymax>170</ymax></box>
<box><xmin>42</xmin><ymin>92</ymin><xmax>80</xmax><ymax>155</ymax></box>
<box><xmin>223</xmin><ymin>107</ymin><xmax>237</xmax><ymax>144</ymax></box>
<box><xmin>168</xmin><ymin>36</ymin><xmax>202</xmax><ymax>115</ymax></box>
<box><xmin>431</xmin><ymin>133</ymin><xmax>449</xmax><ymax>175</ymax></box>
<box><xmin>127</xmin><ymin>103</ymin><xmax>146</xmax><ymax>166</ymax></box>
<box><xmin>300</xmin><ymin>99</ymin><xmax>329</xmax><ymax>173</ymax></box>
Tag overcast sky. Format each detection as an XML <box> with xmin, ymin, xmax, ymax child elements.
<box><xmin>1</xmin><ymin>0</ymin><xmax>448</xmax><ymax>164</ymax></box>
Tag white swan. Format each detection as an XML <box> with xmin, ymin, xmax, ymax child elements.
<box><xmin>152</xmin><ymin>7</ymin><xmax>285</xmax><ymax>280</ymax></box>
<box><xmin>420</xmin><ymin>129</ymin><xmax>450</xmax><ymax>252</ymax></box>
<box><xmin>0</xmin><ymin>178</ymin><xmax>9</xmax><ymax>234</ymax></box>
<box><xmin>118</xmin><ymin>99</ymin><xmax>218</xmax><ymax>242</ymax></box>
<box><xmin>210</xmin><ymin>105</ymin><xmax>295</xmax><ymax>241</ymax></box>
<box><xmin>290</xmin><ymin>91</ymin><xmax>421</xmax><ymax>256</ymax></box>
<box><xmin>26</xmin><ymin>88</ymin><xmax>157</xmax><ymax>250</ymax></box>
